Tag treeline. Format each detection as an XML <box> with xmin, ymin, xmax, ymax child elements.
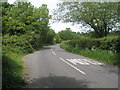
<box><xmin>54</xmin><ymin>2</ymin><xmax>120</xmax><ymax>66</ymax></box>
<box><xmin>58</xmin><ymin>28</ymin><xmax>120</xmax><ymax>65</ymax></box>
<box><xmin>2</xmin><ymin>2</ymin><xmax>55</xmax><ymax>52</ymax></box>
<box><xmin>54</xmin><ymin>2</ymin><xmax>119</xmax><ymax>38</ymax></box>
<box><xmin>58</xmin><ymin>28</ymin><xmax>120</xmax><ymax>53</ymax></box>
<box><xmin>2</xmin><ymin>1</ymin><xmax>55</xmax><ymax>88</ymax></box>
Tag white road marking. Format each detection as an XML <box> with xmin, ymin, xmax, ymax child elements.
<box><xmin>59</xmin><ymin>58</ymin><xmax>86</xmax><ymax>75</ymax></box>
<box><xmin>66</xmin><ymin>59</ymin><xmax>77</xmax><ymax>65</ymax></box>
<box><xmin>82</xmin><ymin>59</ymin><xmax>103</xmax><ymax>65</ymax></box>
<box><xmin>74</xmin><ymin>59</ymin><xmax>89</xmax><ymax>65</ymax></box>
<box><xmin>51</xmin><ymin>48</ymin><xmax>56</xmax><ymax>55</ymax></box>
<box><xmin>66</xmin><ymin>58</ymin><xmax>102</xmax><ymax>65</ymax></box>
<box><xmin>52</xmin><ymin>51</ymin><xmax>56</xmax><ymax>55</ymax></box>
<box><xmin>67</xmin><ymin>59</ymin><xmax>89</xmax><ymax>65</ymax></box>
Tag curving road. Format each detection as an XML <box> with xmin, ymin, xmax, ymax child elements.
<box><xmin>24</xmin><ymin>44</ymin><xmax>118</xmax><ymax>88</ymax></box>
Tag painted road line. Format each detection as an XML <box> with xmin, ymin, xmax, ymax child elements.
<box><xmin>51</xmin><ymin>48</ymin><xmax>56</xmax><ymax>55</ymax></box>
<box><xmin>52</xmin><ymin>51</ymin><xmax>56</xmax><ymax>55</ymax></box>
<box><xmin>74</xmin><ymin>59</ymin><xmax>89</xmax><ymax>65</ymax></box>
<box><xmin>66</xmin><ymin>59</ymin><xmax>77</xmax><ymax>65</ymax></box>
<box><xmin>82</xmin><ymin>59</ymin><xmax>97</xmax><ymax>65</ymax></box>
<box><xmin>82</xmin><ymin>59</ymin><xmax>102</xmax><ymax>65</ymax></box>
<box><xmin>67</xmin><ymin>59</ymin><xmax>85</xmax><ymax>65</ymax></box>
<box><xmin>60</xmin><ymin>58</ymin><xmax>86</xmax><ymax>75</ymax></box>
<box><xmin>67</xmin><ymin>59</ymin><xmax>89</xmax><ymax>65</ymax></box>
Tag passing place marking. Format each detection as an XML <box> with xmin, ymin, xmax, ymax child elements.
<box><xmin>82</xmin><ymin>59</ymin><xmax>102</xmax><ymax>65</ymax></box>
<box><xmin>59</xmin><ymin>58</ymin><xmax>86</xmax><ymax>74</ymax></box>
<box><xmin>67</xmin><ymin>59</ymin><xmax>89</xmax><ymax>65</ymax></box>
<box><xmin>66</xmin><ymin>59</ymin><xmax>102</xmax><ymax>65</ymax></box>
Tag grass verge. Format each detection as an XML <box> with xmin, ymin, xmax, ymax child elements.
<box><xmin>60</xmin><ymin>44</ymin><xmax>120</xmax><ymax>66</ymax></box>
<box><xmin>2</xmin><ymin>52</ymin><xmax>26</xmax><ymax>88</ymax></box>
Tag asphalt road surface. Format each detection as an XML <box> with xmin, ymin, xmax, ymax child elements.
<box><xmin>24</xmin><ymin>44</ymin><xmax>118</xmax><ymax>88</ymax></box>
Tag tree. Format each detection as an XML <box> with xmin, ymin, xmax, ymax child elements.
<box><xmin>54</xmin><ymin>33</ymin><xmax>61</xmax><ymax>43</ymax></box>
<box><xmin>2</xmin><ymin>1</ymin><xmax>54</xmax><ymax>48</ymax></box>
<box><xmin>45</xmin><ymin>29</ymin><xmax>55</xmax><ymax>44</ymax></box>
<box><xmin>53</xmin><ymin>2</ymin><xmax>119</xmax><ymax>38</ymax></box>
<box><xmin>58</xmin><ymin>28</ymin><xmax>75</xmax><ymax>40</ymax></box>
<box><xmin>2</xmin><ymin>2</ymin><xmax>34</xmax><ymax>35</ymax></box>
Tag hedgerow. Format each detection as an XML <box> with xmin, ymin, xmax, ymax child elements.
<box><xmin>64</xmin><ymin>36</ymin><xmax>120</xmax><ymax>53</ymax></box>
<box><xmin>2</xmin><ymin>2</ymin><xmax>55</xmax><ymax>88</ymax></box>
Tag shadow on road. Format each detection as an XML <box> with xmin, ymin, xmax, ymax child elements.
<box><xmin>40</xmin><ymin>46</ymin><xmax>53</xmax><ymax>51</ymax></box>
<box><xmin>26</xmin><ymin>75</ymin><xmax>89</xmax><ymax>88</ymax></box>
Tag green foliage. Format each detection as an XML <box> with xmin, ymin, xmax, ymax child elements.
<box><xmin>54</xmin><ymin>34</ymin><xmax>61</xmax><ymax>43</ymax></box>
<box><xmin>2</xmin><ymin>2</ymin><xmax>54</xmax><ymax>45</ymax></box>
<box><xmin>2</xmin><ymin>2</ymin><xmax>55</xmax><ymax>88</ymax></box>
<box><xmin>54</xmin><ymin>2</ymin><xmax>119</xmax><ymax>37</ymax></box>
<box><xmin>2</xmin><ymin>34</ymin><xmax>34</xmax><ymax>53</ymax></box>
<box><xmin>95</xmin><ymin>36</ymin><xmax>120</xmax><ymax>52</ymax></box>
<box><xmin>2</xmin><ymin>2</ymin><xmax>33</xmax><ymax>35</ymax></box>
<box><xmin>45</xmin><ymin>29</ymin><xmax>55</xmax><ymax>45</ymax></box>
<box><xmin>60</xmin><ymin>44</ymin><xmax>120</xmax><ymax>66</ymax></box>
<box><xmin>63</xmin><ymin>35</ymin><xmax>120</xmax><ymax>53</ymax></box>
<box><xmin>58</xmin><ymin>28</ymin><xmax>77</xmax><ymax>40</ymax></box>
<box><xmin>2</xmin><ymin>1</ymin><xmax>55</xmax><ymax>50</ymax></box>
<box><xmin>107</xmin><ymin>31</ymin><xmax>120</xmax><ymax>36</ymax></box>
<box><xmin>2</xmin><ymin>52</ymin><xmax>25</xmax><ymax>88</ymax></box>
<box><xmin>59</xmin><ymin>28</ymin><xmax>120</xmax><ymax>66</ymax></box>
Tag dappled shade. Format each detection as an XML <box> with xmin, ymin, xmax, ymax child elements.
<box><xmin>26</xmin><ymin>75</ymin><xmax>89</xmax><ymax>88</ymax></box>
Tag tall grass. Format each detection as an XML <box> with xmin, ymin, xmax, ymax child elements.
<box><xmin>2</xmin><ymin>52</ymin><xmax>26</xmax><ymax>88</ymax></box>
<box><xmin>60</xmin><ymin>44</ymin><xmax>119</xmax><ymax>66</ymax></box>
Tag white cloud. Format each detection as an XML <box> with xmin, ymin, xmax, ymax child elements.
<box><xmin>8</xmin><ymin>0</ymin><xmax>15</xmax><ymax>4</ymax></box>
<box><xmin>50</xmin><ymin>22</ymin><xmax>82</xmax><ymax>33</ymax></box>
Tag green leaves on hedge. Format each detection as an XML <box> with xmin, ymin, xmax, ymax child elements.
<box><xmin>64</xmin><ymin>36</ymin><xmax>120</xmax><ymax>53</ymax></box>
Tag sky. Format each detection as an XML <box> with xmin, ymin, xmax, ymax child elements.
<box><xmin>8</xmin><ymin>0</ymin><xmax>87</xmax><ymax>33</ymax></box>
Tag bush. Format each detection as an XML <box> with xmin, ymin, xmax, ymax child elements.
<box><xmin>96</xmin><ymin>36</ymin><xmax>120</xmax><ymax>52</ymax></box>
<box><xmin>2</xmin><ymin>34</ymin><xmax>34</xmax><ymax>53</ymax></box>
<box><xmin>60</xmin><ymin>44</ymin><xmax>120</xmax><ymax>66</ymax></box>
<box><xmin>64</xmin><ymin>36</ymin><xmax>120</xmax><ymax>52</ymax></box>
<box><xmin>2</xmin><ymin>34</ymin><xmax>35</xmax><ymax>88</ymax></box>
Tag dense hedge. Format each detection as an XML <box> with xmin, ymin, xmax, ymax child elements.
<box><xmin>2</xmin><ymin>34</ymin><xmax>34</xmax><ymax>53</ymax></box>
<box><xmin>2</xmin><ymin>2</ymin><xmax>55</xmax><ymax>88</ymax></box>
<box><xmin>64</xmin><ymin>36</ymin><xmax>120</xmax><ymax>53</ymax></box>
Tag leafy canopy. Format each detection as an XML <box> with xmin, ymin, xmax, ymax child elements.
<box><xmin>53</xmin><ymin>2</ymin><xmax>119</xmax><ymax>38</ymax></box>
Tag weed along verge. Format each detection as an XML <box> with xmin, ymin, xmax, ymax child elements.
<box><xmin>2</xmin><ymin>52</ymin><xmax>26</xmax><ymax>88</ymax></box>
<box><xmin>2</xmin><ymin>1</ymin><xmax>55</xmax><ymax>89</ymax></box>
<box><xmin>60</xmin><ymin>36</ymin><xmax>120</xmax><ymax>66</ymax></box>
<box><xmin>2</xmin><ymin>1</ymin><xmax>120</xmax><ymax>89</ymax></box>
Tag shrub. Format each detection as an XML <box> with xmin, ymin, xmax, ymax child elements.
<box><xmin>64</xmin><ymin>36</ymin><xmax>119</xmax><ymax>52</ymax></box>
<box><xmin>2</xmin><ymin>34</ymin><xmax>34</xmax><ymax>53</ymax></box>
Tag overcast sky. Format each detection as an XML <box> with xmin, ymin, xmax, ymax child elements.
<box><xmin>8</xmin><ymin>0</ymin><xmax>86</xmax><ymax>33</ymax></box>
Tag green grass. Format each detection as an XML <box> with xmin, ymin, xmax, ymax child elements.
<box><xmin>60</xmin><ymin>44</ymin><xmax>120</xmax><ymax>66</ymax></box>
<box><xmin>2</xmin><ymin>52</ymin><xmax>26</xmax><ymax>88</ymax></box>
